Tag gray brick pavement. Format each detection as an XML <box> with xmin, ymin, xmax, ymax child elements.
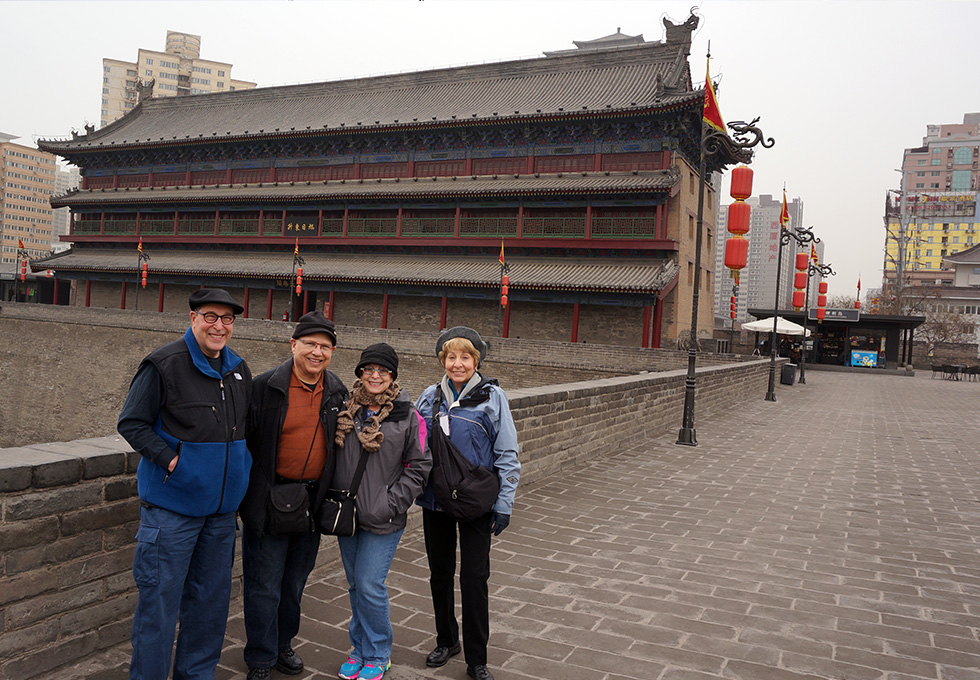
<box><xmin>56</xmin><ymin>370</ymin><xmax>980</xmax><ymax>680</ymax></box>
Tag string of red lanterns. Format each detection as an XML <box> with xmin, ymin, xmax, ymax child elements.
<box><xmin>792</xmin><ymin>251</ymin><xmax>808</xmax><ymax>310</ymax></box>
<box><xmin>500</xmin><ymin>274</ymin><xmax>509</xmax><ymax>307</ymax></box>
<box><xmin>723</xmin><ymin>166</ymin><xmax>753</xmax><ymax>286</ymax></box>
<box><xmin>816</xmin><ymin>280</ymin><xmax>828</xmax><ymax>321</ymax></box>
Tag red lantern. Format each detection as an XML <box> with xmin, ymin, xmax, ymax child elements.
<box><xmin>730</xmin><ymin>295</ymin><xmax>736</xmax><ymax>305</ymax></box>
<box><xmin>792</xmin><ymin>290</ymin><xmax>806</xmax><ymax>309</ymax></box>
<box><xmin>726</xmin><ymin>201</ymin><xmax>751</xmax><ymax>235</ymax></box>
<box><xmin>816</xmin><ymin>308</ymin><xmax>826</xmax><ymax>321</ymax></box>
<box><xmin>500</xmin><ymin>294</ymin><xmax>508</xmax><ymax>307</ymax></box>
<box><xmin>730</xmin><ymin>310</ymin><xmax>736</xmax><ymax>319</ymax></box>
<box><xmin>818</xmin><ymin>281</ymin><xmax>828</xmax><ymax>295</ymax></box>
<box><xmin>817</xmin><ymin>294</ymin><xmax>827</xmax><ymax>307</ymax></box>
<box><xmin>295</xmin><ymin>266</ymin><xmax>303</xmax><ymax>296</ymax></box>
<box><xmin>724</xmin><ymin>237</ymin><xmax>749</xmax><ymax>271</ymax></box>
<box><xmin>795</xmin><ymin>252</ymin><xmax>809</xmax><ymax>271</ymax></box>
<box><xmin>141</xmin><ymin>262</ymin><xmax>148</xmax><ymax>288</ymax></box>
<box><xmin>855</xmin><ymin>299</ymin><xmax>861</xmax><ymax>310</ymax></box>
<box><xmin>20</xmin><ymin>259</ymin><xmax>27</xmax><ymax>282</ymax></box>
<box><xmin>794</xmin><ymin>272</ymin><xmax>807</xmax><ymax>290</ymax></box>
<box><xmin>729</xmin><ymin>166</ymin><xmax>753</xmax><ymax>200</ymax></box>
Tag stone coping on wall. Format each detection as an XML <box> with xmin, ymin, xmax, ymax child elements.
<box><xmin>0</xmin><ymin>301</ymin><xmax>750</xmax><ymax>373</ymax></box>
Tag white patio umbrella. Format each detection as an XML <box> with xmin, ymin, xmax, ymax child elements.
<box><xmin>741</xmin><ymin>316</ymin><xmax>811</xmax><ymax>336</ymax></box>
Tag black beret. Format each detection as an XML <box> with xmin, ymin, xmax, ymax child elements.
<box><xmin>435</xmin><ymin>326</ymin><xmax>489</xmax><ymax>367</ymax></box>
<box><xmin>188</xmin><ymin>288</ymin><xmax>244</xmax><ymax>315</ymax></box>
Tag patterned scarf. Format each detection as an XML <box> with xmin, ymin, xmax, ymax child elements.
<box><xmin>334</xmin><ymin>379</ymin><xmax>401</xmax><ymax>452</ymax></box>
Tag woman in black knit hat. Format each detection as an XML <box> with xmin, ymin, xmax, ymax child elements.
<box><xmin>332</xmin><ymin>343</ymin><xmax>431</xmax><ymax>680</ymax></box>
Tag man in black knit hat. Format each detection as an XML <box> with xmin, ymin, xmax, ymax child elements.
<box><xmin>240</xmin><ymin>311</ymin><xmax>349</xmax><ymax>679</ymax></box>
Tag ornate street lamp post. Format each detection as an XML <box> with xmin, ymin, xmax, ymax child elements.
<box><xmin>765</xmin><ymin>224</ymin><xmax>819</xmax><ymax>401</ymax></box>
<box><xmin>676</xmin><ymin>116</ymin><xmax>774</xmax><ymax>446</ymax></box>
<box><xmin>798</xmin><ymin>261</ymin><xmax>835</xmax><ymax>385</ymax></box>
<box><xmin>16</xmin><ymin>241</ymin><xmax>30</xmax><ymax>303</ymax></box>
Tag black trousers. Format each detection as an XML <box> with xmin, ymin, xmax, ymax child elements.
<box><xmin>422</xmin><ymin>508</ymin><xmax>493</xmax><ymax>667</ymax></box>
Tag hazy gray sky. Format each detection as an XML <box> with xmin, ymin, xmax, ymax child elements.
<box><xmin>4</xmin><ymin>0</ymin><xmax>979</xmax><ymax>299</ymax></box>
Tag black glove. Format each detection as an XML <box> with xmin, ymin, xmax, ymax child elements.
<box><xmin>490</xmin><ymin>512</ymin><xmax>510</xmax><ymax>536</ymax></box>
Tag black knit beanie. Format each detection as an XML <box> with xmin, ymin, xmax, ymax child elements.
<box><xmin>356</xmin><ymin>343</ymin><xmax>399</xmax><ymax>380</ymax></box>
<box><xmin>292</xmin><ymin>311</ymin><xmax>337</xmax><ymax>345</ymax></box>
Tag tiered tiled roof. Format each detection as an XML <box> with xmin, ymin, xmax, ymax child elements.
<box><xmin>51</xmin><ymin>170</ymin><xmax>679</xmax><ymax>208</ymax></box>
<box><xmin>34</xmin><ymin>249</ymin><xmax>678</xmax><ymax>293</ymax></box>
<box><xmin>39</xmin><ymin>29</ymin><xmax>698</xmax><ymax>156</ymax></box>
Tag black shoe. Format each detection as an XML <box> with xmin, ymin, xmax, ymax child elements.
<box><xmin>246</xmin><ymin>669</ymin><xmax>271</xmax><ymax>680</ymax></box>
<box><xmin>274</xmin><ymin>646</ymin><xmax>304</xmax><ymax>675</ymax></box>
<box><xmin>467</xmin><ymin>665</ymin><xmax>495</xmax><ymax>680</ymax></box>
<box><xmin>425</xmin><ymin>642</ymin><xmax>462</xmax><ymax>667</ymax></box>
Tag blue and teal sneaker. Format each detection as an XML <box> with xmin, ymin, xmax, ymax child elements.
<box><xmin>338</xmin><ymin>657</ymin><xmax>363</xmax><ymax>680</ymax></box>
<box><xmin>358</xmin><ymin>662</ymin><xmax>390</xmax><ymax>680</ymax></box>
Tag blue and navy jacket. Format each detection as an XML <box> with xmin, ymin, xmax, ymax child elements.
<box><xmin>129</xmin><ymin>328</ymin><xmax>252</xmax><ymax>516</ymax></box>
<box><xmin>415</xmin><ymin>374</ymin><xmax>520</xmax><ymax>515</ymax></box>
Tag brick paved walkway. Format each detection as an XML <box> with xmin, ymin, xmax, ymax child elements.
<box><xmin>82</xmin><ymin>370</ymin><xmax>980</xmax><ymax>680</ymax></box>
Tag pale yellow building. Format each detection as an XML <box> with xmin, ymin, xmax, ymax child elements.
<box><xmin>101</xmin><ymin>31</ymin><xmax>256</xmax><ymax>127</ymax></box>
<box><xmin>0</xmin><ymin>132</ymin><xmax>57</xmax><ymax>265</ymax></box>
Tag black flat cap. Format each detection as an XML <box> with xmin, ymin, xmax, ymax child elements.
<box><xmin>188</xmin><ymin>288</ymin><xmax>244</xmax><ymax>315</ymax></box>
<box><xmin>292</xmin><ymin>311</ymin><xmax>337</xmax><ymax>345</ymax></box>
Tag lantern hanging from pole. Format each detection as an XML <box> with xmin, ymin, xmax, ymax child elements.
<box><xmin>20</xmin><ymin>259</ymin><xmax>27</xmax><ymax>282</ymax></box>
<box><xmin>816</xmin><ymin>307</ymin><xmax>826</xmax><ymax>321</ymax></box>
<box><xmin>816</xmin><ymin>280</ymin><xmax>828</xmax><ymax>322</ymax></box>
<box><xmin>724</xmin><ymin>166</ymin><xmax>754</xmax><ymax>285</ymax></box>
<box><xmin>792</xmin><ymin>249</ymin><xmax>808</xmax><ymax>311</ymax></box>
<box><xmin>500</xmin><ymin>274</ymin><xmax>509</xmax><ymax>307</ymax></box>
<box><xmin>295</xmin><ymin>267</ymin><xmax>303</xmax><ymax>296</ymax></box>
<box><xmin>141</xmin><ymin>262</ymin><xmax>148</xmax><ymax>288</ymax></box>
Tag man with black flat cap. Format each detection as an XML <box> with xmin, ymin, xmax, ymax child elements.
<box><xmin>118</xmin><ymin>287</ymin><xmax>252</xmax><ymax>680</ymax></box>
<box><xmin>240</xmin><ymin>310</ymin><xmax>349</xmax><ymax>679</ymax></box>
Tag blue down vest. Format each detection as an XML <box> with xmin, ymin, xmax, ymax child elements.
<box><xmin>136</xmin><ymin>328</ymin><xmax>252</xmax><ymax>516</ymax></box>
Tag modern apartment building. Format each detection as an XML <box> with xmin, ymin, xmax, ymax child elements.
<box><xmin>1</xmin><ymin>132</ymin><xmax>57</xmax><ymax>263</ymax></box>
<box><xmin>884</xmin><ymin>113</ymin><xmax>980</xmax><ymax>284</ymax></box>
<box><xmin>714</xmin><ymin>193</ymin><xmax>821</xmax><ymax>322</ymax></box>
<box><xmin>100</xmin><ymin>31</ymin><xmax>256</xmax><ymax>127</ymax></box>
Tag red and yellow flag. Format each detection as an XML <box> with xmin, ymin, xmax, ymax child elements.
<box><xmin>810</xmin><ymin>243</ymin><xmax>818</xmax><ymax>264</ymax></box>
<box><xmin>18</xmin><ymin>238</ymin><xmax>25</xmax><ymax>250</ymax></box>
<box><xmin>138</xmin><ymin>237</ymin><xmax>143</xmax><ymax>254</ymax></box>
<box><xmin>498</xmin><ymin>241</ymin><xmax>505</xmax><ymax>267</ymax></box>
<box><xmin>702</xmin><ymin>59</ymin><xmax>725</xmax><ymax>133</ymax></box>
<box><xmin>779</xmin><ymin>190</ymin><xmax>790</xmax><ymax>227</ymax></box>
<box><xmin>294</xmin><ymin>237</ymin><xmax>299</xmax><ymax>256</ymax></box>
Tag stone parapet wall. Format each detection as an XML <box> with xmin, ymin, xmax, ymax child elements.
<box><xmin>0</xmin><ymin>353</ymin><xmax>771</xmax><ymax>679</ymax></box>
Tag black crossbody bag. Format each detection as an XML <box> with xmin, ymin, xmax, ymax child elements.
<box><xmin>267</xmin><ymin>420</ymin><xmax>319</xmax><ymax>536</ymax></box>
<box><xmin>316</xmin><ymin>445</ymin><xmax>369</xmax><ymax>537</ymax></box>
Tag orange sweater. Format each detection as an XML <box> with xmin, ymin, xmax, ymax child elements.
<box><xmin>276</xmin><ymin>371</ymin><xmax>328</xmax><ymax>480</ymax></box>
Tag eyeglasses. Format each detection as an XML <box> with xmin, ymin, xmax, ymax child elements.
<box><xmin>361</xmin><ymin>367</ymin><xmax>391</xmax><ymax>376</ymax></box>
<box><xmin>197</xmin><ymin>311</ymin><xmax>236</xmax><ymax>325</ymax></box>
<box><xmin>299</xmin><ymin>339</ymin><xmax>334</xmax><ymax>352</ymax></box>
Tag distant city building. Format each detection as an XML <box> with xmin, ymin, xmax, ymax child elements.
<box><xmin>0</xmin><ymin>132</ymin><xmax>57</xmax><ymax>300</ymax></box>
<box><xmin>883</xmin><ymin>113</ymin><xmax>980</xmax><ymax>286</ymax></box>
<box><xmin>714</xmin><ymin>193</ymin><xmax>820</xmax><ymax>321</ymax></box>
<box><xmin>100</xmin><ymin>30</ymin><xmax>256</xmax><ymax>127</ymax></box>
<box><xmin>52</xmin><ymin>166</ymin><xmax>81</xmax><ymax>252</ymax></box>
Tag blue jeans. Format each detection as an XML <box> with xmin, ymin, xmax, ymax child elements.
<box><xmin>337</xmin><ymin>528</ymin><xmax>404</xmax><ymax>666</ymax></box>
<box><xmin>130</xmin><ymin>505</ymin><xmax>237</xmax><ymax>680</ymax></box>
<box><xmin>241</xmin><ymin>526</ymin><xmax>321</xmax><ymax>669</ymax></box>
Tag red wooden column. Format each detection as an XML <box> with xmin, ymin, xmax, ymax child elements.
<box><xmin>570</xmin><ymin>302</ymin><xmax>581</xmax><ymax>343</ymax></box>
<box><xmin>454</xmin><ymin>206</ymin><xmax>461</xmax><ymax>237</ymax></box>
<box><xmin>641</xmin><ymin>305</ymin><xmax>652</xmax><ymax>348</ymax></box>
<box><xmin>326</xmin><ymin>291</ymin><xmax>335</xmax><ymax>320</ymax></box>
<box><xmin>243</xmin><ymin>287</ymin><xmax>250</xmax><ymax>318</ymax></box>
<box><xmin>120</xmin><ymin>282</ymin><xmax>127</xmax><ymax>310</ymax></box>
<box><xmin>502</xmin><ymin>302</ymin><xmax>511</xmax><ymax>338</ymax></box>
<box><xmin>158</xmin><ymin>283</ymin><xmax>165</xmax><ymax>312</ymax></box>
<box><xmin>396</xmin><ymin>207</ymin><xmax>403</xmax><ymax>237</ymax></box>
<box><xmin>84</xmin><ymin>280</ymin><xmax>91</xmax><ymax>307</ymax></box>
<box><xmin>266</xmin><ymin>289</ymin><xmax>274</xmax><ymax>320</ymax></box>
<box><xmin>302</xmin><ymin>290</ymin><xmax>311</xmax><ymax>316</ymax></box>
<box><xmin>517</xmin><ymin>206</ymin><xmax>524</xmax><ymax>237</ymax></box>
<box><xmin>53</xmin><ymin>279</ymin><xmax>60</xmax><ymax>305</ymax></box>
<box><xmin>381</xmin><ymin>294</ymin><xmax>390</xmax><ymax>329</ymax></box>
<box><xmin>585</xmin><ymin>205</ymin><xmax>592</xmax><ymax>239</ymax></box>
<box><xmin>440</xmin><ymin>295</ymin><xmax>448</xmax><ymax>330</ymax></box>
<box><xmin>651</xmin><ymin>297</ymin><xmax>664</xmax><ymax>349</ymax></box>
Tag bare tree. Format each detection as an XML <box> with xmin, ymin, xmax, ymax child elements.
<box><xmin>826</xmin><ymin>294</ymin><xmax>856</xmax><ymax>309</ymax></box>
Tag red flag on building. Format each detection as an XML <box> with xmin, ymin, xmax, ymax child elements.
<box><xmin>779</xmin><ymin>190</ymin><xmax>790</xmax><ymax>227</ymax></box>
<box><xmin>702</xmin><ymin>59</ymin><xmax>725</xmax><ymax>133</ymax></box>
<box><xmin>498</xmin><ymin>241</ymin><xmax>505</xmax><ymax>267</ymax></box>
